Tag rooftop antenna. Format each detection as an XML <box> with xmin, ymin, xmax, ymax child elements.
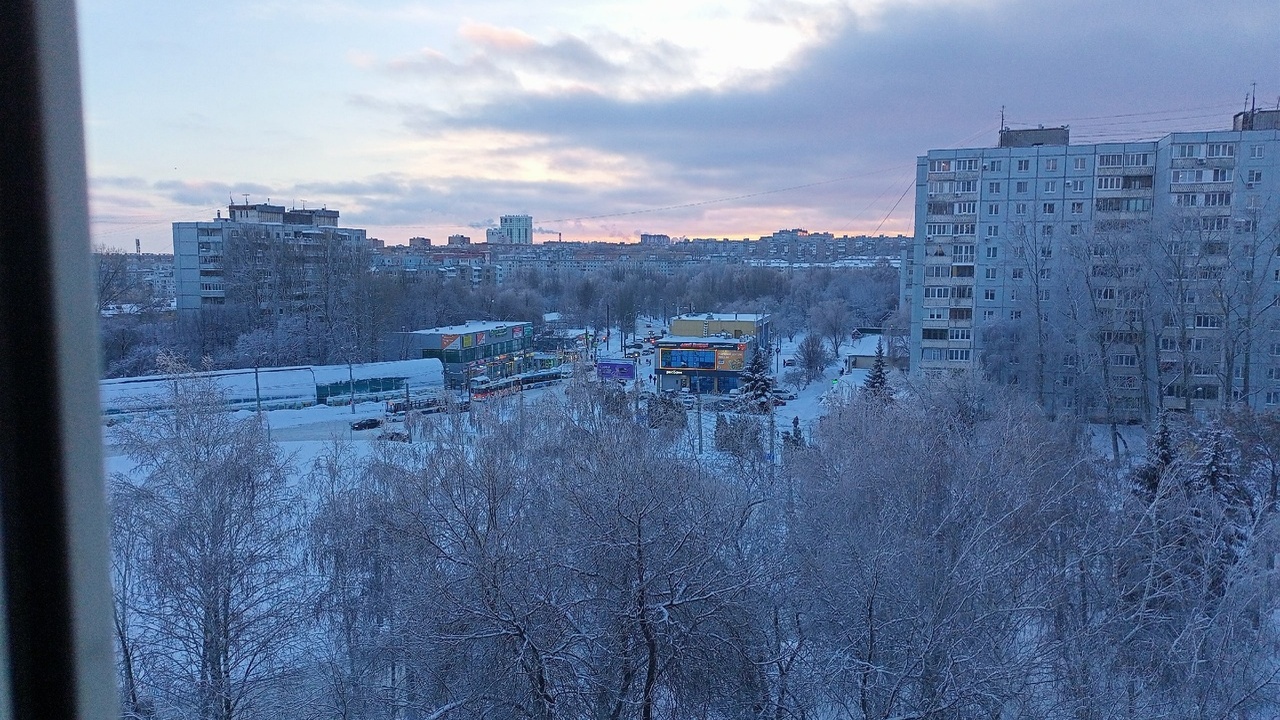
<box><xmin>1000</xmin><ymin>105</ymin><xmax>1005</xmax><ymax>131</ymax></box>
<box><xmin>1251</xmin><ymin>82</ymin><xmax>1257</xmax><ymax>114</ymax></box>
<box><xmin>241</xmin><ymin>193</ymin><xmax>250</xmax><ymax>206</ymax></box>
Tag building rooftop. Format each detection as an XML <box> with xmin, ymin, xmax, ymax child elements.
<box><xmin>657</xmin><ymin>335</ymin><xmax>754</xmax><ymax>346</ymax></box>
<box><xmin>407</xmin><ymin>320</ymin><xmax>531</xmax><ymax>335</ymax></box>
<box><xmin>673</xmin><ymin>312</ymin><xmax>769</xmax><ymax>322</ymax></box>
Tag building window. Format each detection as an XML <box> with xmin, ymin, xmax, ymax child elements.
<box><xmin>1043</xmin><ymin>202</ymin><xmax>1056</xmax><ymax>214</ymax></box>
<box><xmin>946</xmin><ymin>348</ymin><xmax>971</xmax><ymax>361</ymax></box>
<box><xmin>983</xmin><ymin>310</ymin><xmax>995</xmax><ymax>319</ymax></box>
<box><xmin>1248</xmin><ymin>169</ymin><xmax>1263</xmax><ymax>183</ymax></box>
<box><xmin>1039</xmin><ymin>267</ymin><xmax>1051</xmax><ymax>278</ymax></box>
<box><xmin>1017</xmin><ymin>159</ymin><xmax>1030</xmax><ymax>172</ymax></box>
<box><xmin>986</xmin><ymin>225</ymin><xmax>1000</xmax><ymax>237</ymax></box>
<box><xmin>1038</xmin><ymin>288</ymin><xmax>1050</xmax><ymax>300</ymax></box>
<box><xmin>987</xmin><ymin>203</ymin><xmax>1000</xmax><ymax>215</ymax></box>
<box><xmin>1015</xmin><ymin>202</ymin><xmax>1028</xmax><ymax>215</ymax></box>
<box><xmin>1251</xmin><ymin>145</ymin><xmax>1265</xmax><ymax>159</ymax></box>
<box><xmin>1194</xmin><ymin>314</ymin><xmax>1222</xmax><ymax>328</ymax></box>
<box><xmin>1012</xmin><ymin>268</ymin><xmax>1024</xmax><ymax>279</ymax></box>
<box><xmin>1069</xmin><ymin>224</ymin><xmax>1081</xmax><ymax>235</ymax></box>
<box><xmin>1016</xmin><ymin>181</ymin><xmax>1029</xmax><ymax>193</ymax></box>
<box><xmin>1206</xmin><ymin>143</ymin><xmax>1235</xmax><ymax>158</ymax></box>
<box><xmin>1068</xmin><ymin>179</ymin><xmax>1085</xmax><ymax>192</ymax></box>
<box><xmin>984</xmin><ymin>288</ymin><xmax>996</xmax><ymax>300</ymax></box>
<box><xmin>1175</xmin><ymin>144</ymin><xmax>1201</xmax><ymax>158</ymax></box>
<box><xmin>988</xmin><ymin>181</ymin><xmax>1002</xmax><ymax>194</ymax></box>
<box><xmin>1098</xmin><ymin>154</ymin><xmax>1124</xmax><ymax>167</ymax></box>
<box><xmin>1073</xmin><ymin>157</ymin><xmax>1087</xmax><ymax>170</ymax></box>
<box><xmin>954</xmin><ymin>158</ymin><xmax>978</xmax><ymax>171</ymax></box>
<box><xmin>927</xmin><ymin>308</ymin><xmax>946</xmax><ymax>320</ymax></box>
<box><xmin>1044</xmin><ymin>180</ymin><xmax>1057</xmax><ymax>193</ymax></box>
<box><xmin>922</xmin><ymin>348</ymin><xmax>945</xmax><ymax>361</ymax></box>
<box><xmin>923</xmin><ymin>286</ymin><xmax>951</xmax><ymax>298</ymax></box>
<box><xmin>958</xmin><ymin>180</ymin><xmax>977</xmax><ymax>193</ymax></box>
<box><xmin>922</xmin><ymin>328</ymin><xmax>947</xmax><ymax>340</ymax></box>
<box><xmin>1043</xmin><ymin>158</ymin><xmax>1058</xmax><ymax>171</ymax></box>
<box><xmin>988</xmin><ymin>160</ymin><xmax>1002</xmax><ymax>171</ymax></box>
<box><xmin>985</xmin><ymin>267</ymin><xmax>997</xmax><ymax>279</ymax></box>
<box><xmin>1042</xmin><ymin>225</ymin><xmax>1054</xmax><ymax>237</ymax></box>
<box><xmin>955</xmin><ymin>201</ymin><xmax>977</xmax><ymax>214</ymax></box>
<box><xmin>1203</xmin><ymin>191</ymin><xmax>1231</xmax><ymax>207</ymax></box>
<box><xmin>1126</xmin><ymin>153</ymin><xmax>1151</xmax><ymax>166</ymax></box>
<box><xmin>1111</xmin><ymin>354</ymin><xmax>1137</xmax><ymax>367</ymax></box>
<box><xmin>985</xmin><ymin>246</ymin><xmax>998</xmax><ymax>258</ymax></box>
<box><xmin>928</xmin><ymin>159</ymin><xmax>952</xmax><ymax>172</ymax></box>
<box><xmin>1071</xmin><ymin>201</ymin><xmax>1084</xmax><ymax>214</ymax></box>
<box><xmin>1010</xmin><ymin>310</ymin><xmax>1022</xmax><ymax>319</ymax></box>
<box><xmin>1097</xmin><ymin>176</ymin><xmax>1122</xmax><ymax>190</ymax></box>
<box><xmin>1211</xmin><ymin>168</ymin><xmax>1233</xmax><ymax>182</ymax></box>
<box><xmin>1267</xmin><ymin>391</ymin><xmax>1280</xmax><ymax>406</ymax></box>
<box><xmin>949</xmin><ymin>328</ymin><xmax>971</xmax><ymax>341</ymax></box>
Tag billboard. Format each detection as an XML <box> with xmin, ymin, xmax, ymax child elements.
<box><xmin>597</xmin><ymin>360</ymin><xmax>637</xmax><ymax>381</ymax></box>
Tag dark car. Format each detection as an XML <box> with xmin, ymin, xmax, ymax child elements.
<box><xmin>351</xmin><ymin>417</ymin><xmax>382</xmax><ymax>431</ymax></box>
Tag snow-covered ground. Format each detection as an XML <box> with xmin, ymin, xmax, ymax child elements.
<box><xmin>103</xmin><ymin>331</ymin><xmax>872</xmax><ymax>479</ymax></box>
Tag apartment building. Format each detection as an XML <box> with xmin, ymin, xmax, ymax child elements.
<box><xmin>173</xmin><ymin>202</ymin><xmax>368</xmax><ymax>318</ymax></box>
<box><xmin>908</xmin><ymin>109</ymin><xmax>1280</xmax><ymax>419</ymax></box>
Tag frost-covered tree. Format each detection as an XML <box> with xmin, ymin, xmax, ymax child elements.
<box><xmin>794</xmin><ymin>333</ymin><xmax>831</xmax><ymax>382</ymax></box>
<box><xmin>861</xmin><ymin>338</ymin><xmax>890</xmax><ymax>402</ymax></box>
<box><xmin>109</xmin><ymin>356</ymin><xmax>304</xmax><ymax>720</ymax></box>
<box><xmin>739</xmin><ymin>344</ymin><xmax>773</xmax><ymax>412</ymax></box>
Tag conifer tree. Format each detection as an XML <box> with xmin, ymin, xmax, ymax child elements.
<box><xmin>1132</xmin><ymin>410</ymin><xmax>1173</xmax><ymax>501</ymax></box>
<box><xmin>740</xmin><ymin>345</ymin><xmax>773</xmax><ymax>413</ymax></box>
<box><xmin>862</xmin><ymin>338</ymin><xmax>890</xmax><ymax>401</ymax></box>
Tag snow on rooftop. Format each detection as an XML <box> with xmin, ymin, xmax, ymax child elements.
<box><xmin>847</xmin><ymin>334</ymin><xmax>886</xmax><ymax>356</ymax></box>
<box><xmin>657</xmin><ymin>335</ymin><xmax>754</xmax><ymax>345</ymax></box>
<box><xmin>674</xmin><ymin>313</ymin><xmax>769</xmax><ymax>322</ymax></box>
<box><xmin>407</xmin><ymin>320</ymin><xmax>531</xmax><ymax>334</ymax></box>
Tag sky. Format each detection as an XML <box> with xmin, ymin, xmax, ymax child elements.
<box><xmin>78</xmin><ymin>0</ymin><xmax>1280</xmax><ymax>253</ymax></box>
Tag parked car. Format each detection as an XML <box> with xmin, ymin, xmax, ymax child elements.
<box><xmin>783</xmin><ymin>358</ymin><xmax>796</xmax><ymax>367</ymax></box>
<box><xmin>351</xmin><ymin>417</ymin><xmax>382</xmax><ymax>431</ymax></box>
<box><xmin>680</xmin><ymin>394</ymin><xmax>696</xmax><ymax>409</ymax></box>
<box><xmin>772</xmin><ymin>388</ymin><xmax>798</xmax><ymax>400</ymax></box>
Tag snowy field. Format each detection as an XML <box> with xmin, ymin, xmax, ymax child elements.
<box><xmin>103</xmin><ymin>331</ymin><xmax>874</xmax><ymax>480</ymax></box>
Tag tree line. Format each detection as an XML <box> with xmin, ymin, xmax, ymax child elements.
<box><xmin>99</xmin><ymin>257</ymin><xmax>899</xmax><ymax>379</ymax></box>
<box><xmin>108</xmin><ymin>364</ymin><xmax>1280</xmax><ymax>719</ymax></box>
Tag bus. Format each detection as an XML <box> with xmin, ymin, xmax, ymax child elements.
<box><xmin>469</xmin><ymin>368</ymin><xmax>568</xmax><ymax>400</ymax></box>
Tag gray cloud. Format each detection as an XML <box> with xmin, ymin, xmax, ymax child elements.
<box><xmin>371</xmin><ymin>0</ymin><xmax>1279</xmax><ymax>231</ymax></box>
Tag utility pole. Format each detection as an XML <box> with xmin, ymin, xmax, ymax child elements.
<box><xmin>696</xmin><ymin>393</ymin><xmax>703</xmax><ymax>454</ymax></box>
<box><xmin>348</xmin><ymin>356</ymin><xmax>355</xmax><ymax>414</ymax></box>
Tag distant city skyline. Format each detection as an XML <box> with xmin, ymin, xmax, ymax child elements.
<box><xmin>80</xmin><ymin>0</ymin><xmax>1279</xmax><ymax>253</ymax></box>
